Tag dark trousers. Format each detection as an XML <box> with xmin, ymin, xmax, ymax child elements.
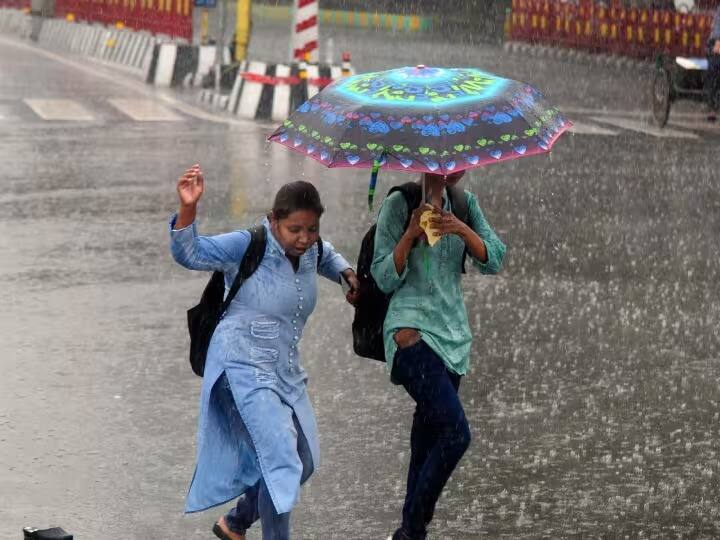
<box><xmin>707</xmin><ymin>53</ymin><xmax>720</xmax><ymax>111</ymax></box>
<box><xmin>391</xmin><ymin>340</ymin><xmax>472</xmax><ymax>540</ymax></box>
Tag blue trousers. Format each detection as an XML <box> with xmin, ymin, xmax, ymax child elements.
<box><xmin>216</xmin><ymin>374</ymin><xmax>313</xmax><ymax>540</ymax></box>
<box><xmin>391</xmin><ymin>340</ymin><xmax>472</xmax><ymax>540</ymax></box>
<box><xmin>707</xmin><ymin>53</ymin><xmax>720</xmax><ymax>111</ymax></box>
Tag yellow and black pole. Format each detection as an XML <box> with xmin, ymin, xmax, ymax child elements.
<box><xmin>234</xmin><ymin>0</ymin><xmax>251</xmax><ymax>61</ymax></box>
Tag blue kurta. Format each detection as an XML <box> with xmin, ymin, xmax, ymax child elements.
<box><xmin>170</xmin><ymin>216</ymin><xmax>351</xmax><ymax>515</ymax></box>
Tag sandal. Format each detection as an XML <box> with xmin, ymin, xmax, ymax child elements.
<box><xmin>212</xmin><ymin>521</ymin><xmax>245</xmax><ymax>540</ymax></box>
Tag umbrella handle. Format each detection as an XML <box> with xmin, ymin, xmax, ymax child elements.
<box><xmin>368</xmin><ymin>153</ymin><xmax>386</xmax><ymax>211</ymax></box>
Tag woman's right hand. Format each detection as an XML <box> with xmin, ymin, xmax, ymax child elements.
<box><xmin>177</xmin><ymin>164</ymin><xmax>204</xmax><ymax>207</ymax></box>
<box><xmin>406</xmin><ymin>203</ymin><xmax>436</xmax><ymax>240</ymax></box>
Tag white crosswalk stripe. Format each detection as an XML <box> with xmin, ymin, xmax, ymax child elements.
<box><xmin>0</xmin><ymin>98</ymin><xmax>715</xmax><ymax>141</ymax></box>
<box><xmin>107</xmin><ymin>99</ymin><xmax>182</xmax><ymax>121</ymax></box>
<box><xmin>569</xmin><ymin>121</ymin><xmax>619</xmax><ymax>136</ymax></box>
<box><xmin>588</xmin><ymin>116</ymin><xmax>700</xmax><ymax>140</ymax></box>
<box><xmin>23</xmin><ymin>98</ymin><xmax>95</xmax><ymax>121</ymax></box>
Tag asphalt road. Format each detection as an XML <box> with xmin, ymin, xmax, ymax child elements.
<box><xmin>0</xmin><ymin>23</ymin><xmax>719</xmax><ymax>539</ymax></box>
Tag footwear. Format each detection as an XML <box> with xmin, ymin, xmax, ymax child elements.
<box><xmin>391</xmin><ymin>529</ymin><xmax>415</xmax><ymax>540</ymax></box>
<box><xmin>212</xmin><ymin>519</ymin><xmax>246</xmax><ymax>540</ymax></box>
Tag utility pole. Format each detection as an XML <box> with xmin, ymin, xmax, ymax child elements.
<box><xmin>214</xmin><ymin>0</ymin><xmax>227</xmax><ymax>94</ymax></box>
<box><xmin>289</xmin><ymin>0</ymin><xmax>319</xmax><ymax>64</ymax></box>
<box><xmin>235</xmin><ymin>0</ymin><xmax>251</xmax><ymax>61</ymax></box>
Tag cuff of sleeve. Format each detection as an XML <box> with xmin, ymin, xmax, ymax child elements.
<box><xmin>472</xmin><ymin>256</ymin><xmax>493</xmax><ymax>273</ymax></box>
<box><xmin>374</xmin><ymin>255</ymin><xmax>409</xmax><ymax>292</ymax></box>
<box><xmin>326</xmin><ymin>255</ymin><xmax>352</xmax><ymax>282</ymax></box>
<box><xmin>169</xmin><ymin>213</ymin><xmax>195</xmax><ymax>234</ymax></box>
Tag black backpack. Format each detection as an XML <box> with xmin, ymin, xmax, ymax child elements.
<box><xmin>186</xmin><ymin>226</ymin><xmax>323</xmax><ymax>377</ymax></box>
<box><xmin>351</xmin><ymin>182</ymin><xmax>470</xmax><ymax>362</ymax></box>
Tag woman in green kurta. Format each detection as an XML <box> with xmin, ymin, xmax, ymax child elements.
<box><xmin>371</xmin><ymin>170</ymin><xmax>506</xmax><ymax>540</ymax></box>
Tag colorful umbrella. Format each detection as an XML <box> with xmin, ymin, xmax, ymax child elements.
<box><xmin>268</xmin><ymin>65</ymin><xmax>571</xmax><ymax>207</ymax></box>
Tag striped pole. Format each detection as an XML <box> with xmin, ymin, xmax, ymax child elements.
<box><xmin>291</xmin><ymin>0</ymin><xmax>319</xmax><ymax>64</ymax></box>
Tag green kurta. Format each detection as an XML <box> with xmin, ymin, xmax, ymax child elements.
<box><xmin>370</xmin><ymin>188</ymin><xmax>506</xmax><ymax>379</ymax></box>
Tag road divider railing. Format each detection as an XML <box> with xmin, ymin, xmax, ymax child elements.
<box><xmin>0</xmin><ymin>11</ymin><xmax>226</xmax><ymax>88</ymax></box>
<box><xmin>509</xmin><ymin>0</ymin><xmax>714</xmax><ymax>59</ymax></box>
<box><xmin>38</xmin><ymin>17</ymin><xmax>158</xmax><ymax>76</ymax></box>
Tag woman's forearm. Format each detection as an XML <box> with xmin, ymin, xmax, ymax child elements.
<box><xmin>460</xmin><ymin>224</ymin><xmax>488</xmax><ymax>263</ymax></box>
<box><xmin>175</xmin><ymin>204</ymin><xmax>197</xmax><ymax>229</ymax></box>
<box><xmin>393</xmin><ymin>232</ymin><xmax>417</xmax><ymax>274</ymax></box>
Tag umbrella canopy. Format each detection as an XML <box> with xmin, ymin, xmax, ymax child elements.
<box><xmin>268</xmin><ymin>65</ymin><xmax>571</xmax><ymax>176</ymax></box>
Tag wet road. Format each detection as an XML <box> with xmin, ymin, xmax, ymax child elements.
<box><xmin>1</xmin><ymin>24</ymin><xmax>719</xmax><ymax>539</ymax></box>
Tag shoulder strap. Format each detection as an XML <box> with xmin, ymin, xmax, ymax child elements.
<box><xmin>447</xmin><ymin>186</ymin><xmax>470</xmax><ymax>225</ymax></box>
<box><xmin>447</xmin><ymin>187</ymin><xmax>471</xmax><ymax>274</ymax></box>
<box><xmin>220</xmin><ymin>226</ymin><xmax>267</xmax><ymax>315</ymax></box>
<box><xmin>387</xmin><ymin>182</ymin><xmax>422</xmax><ymax>230</ymax></box>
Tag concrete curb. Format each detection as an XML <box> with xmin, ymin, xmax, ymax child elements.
<box><xmin>503</xmin><ymin>40</ymin><xmax>653</xmax><ymax>73</ymax></box>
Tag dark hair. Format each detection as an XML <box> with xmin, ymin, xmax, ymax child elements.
<box><xmin>271</xmin><ymin>181</ymin><xmax>325</xmax><ymax>220</ymax></box>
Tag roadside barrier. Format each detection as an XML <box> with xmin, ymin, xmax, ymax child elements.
<box><xmin>53</xmin><ymin>0</ymin><xmax>191</xmax><ymax>41</ymax></box>
<box><xmin>509</xmin><ymin>0</ymin><xmax>714</xmax><ymax>59</ymax></box>
<box><xmin>0</xmin><ymin>7</ymin><xmax>31</xmax><ymax>37</ymax></box>
<box><xmin>37</xmin><ymin>17</ymin><xmax>156</xmax><ymax>76</ymax></box>
<box><xmin>145</xmin><ymin>43</ymin><xmax>230</xmax><ymax>87</ymax></box>
<box><xmin>198</xmin><ymin>54</ymin><xmax>354</xmax><ymax>122</ymax></box>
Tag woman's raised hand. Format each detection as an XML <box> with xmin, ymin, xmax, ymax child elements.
<box><xmin>177</xmin><ymin>164</ymin><xmax>204</xmax><ymax>208</ymax></box>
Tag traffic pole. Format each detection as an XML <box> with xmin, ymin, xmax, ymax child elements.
<box><xmin>235</xmin><ymin>0</ymin><xmax>251</xmax><ymax>61</ymax></box>
<box><xmin>290</xmin><ymin>0</ymin><xmax>319</xmax><ymax>63</ymax></box>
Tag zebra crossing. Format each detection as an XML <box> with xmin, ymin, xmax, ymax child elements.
<box><xmin>567</xmin><ymin>112</ymin><xmax>718</xmax><ymax>140</ymax></box>
<box><xmin>1</xmin><ymin>97</ymin><xmax>718</xmax><ymax>139</ymax></box>
<box><xmin>1</xmin><ymin>98</ymin><xmax>184</xmax><ymax>124</ymax></box>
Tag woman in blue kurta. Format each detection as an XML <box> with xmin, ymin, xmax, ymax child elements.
<box><xmin>170</xmin><ymin>164</ymin><xmax>359</xmax><ymax>540</ymax></box>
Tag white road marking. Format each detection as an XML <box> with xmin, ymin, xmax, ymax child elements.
<box><xmin>561</xmin><ymin>106</ymin><xmax>644</xmax><ymax>118</ymax></box>
<box><xmin>568</xmin><ymin>121</ymin><xmax>619</xmax><ymax>136</ymax></box>
<box><xmin>0</xmin><ymin>34</ymin><xmax>258</xmax><ymax>129</ymax></box>
<box><xmin>560</xmin><ymin>105</ymin><xmax>707</xmax><ymax>121</ymax></box>
<box><xmin>108</xmin><ymin>98</ymin><xmax>182</xmax><ymax>121</ymax></box>
<box><xmin>589</xmin><ymin>116</ymin><xmax>700</xmax><ymax>139</ymax></box>
<box><xmin>23</xmin><ymin>99</ymin><xmax>94</xmax><ymax>121</ymax></box>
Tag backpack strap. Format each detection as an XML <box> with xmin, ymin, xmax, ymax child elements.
<box><xmin>447</xmin><ymin>186</ymin><xmax>471</xmax><ymax>274</ymax></box>
<box><xmin>387</xmin><ymin>182</ymin><xmax>422</xmax><ymax>231</ymax></box>
<box><xmin>447</xmin><ymin>185</ymin><xmax>470</xmax><ymax>225</ymax></box>
<box><xmin>220</xmin><ymin>226</ymin><xmax>267</xmax><ymax>316</ymax></box>
<box><xmin>316</xmin><ymin>237</ymin><xmax>324</xmax><ymax>269</ymax></box>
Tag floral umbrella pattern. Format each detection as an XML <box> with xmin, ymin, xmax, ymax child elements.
<box><xmin>268</xmin><ymin>66</ymin><xmax>571</xmax><ymax>175</ymax></box>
